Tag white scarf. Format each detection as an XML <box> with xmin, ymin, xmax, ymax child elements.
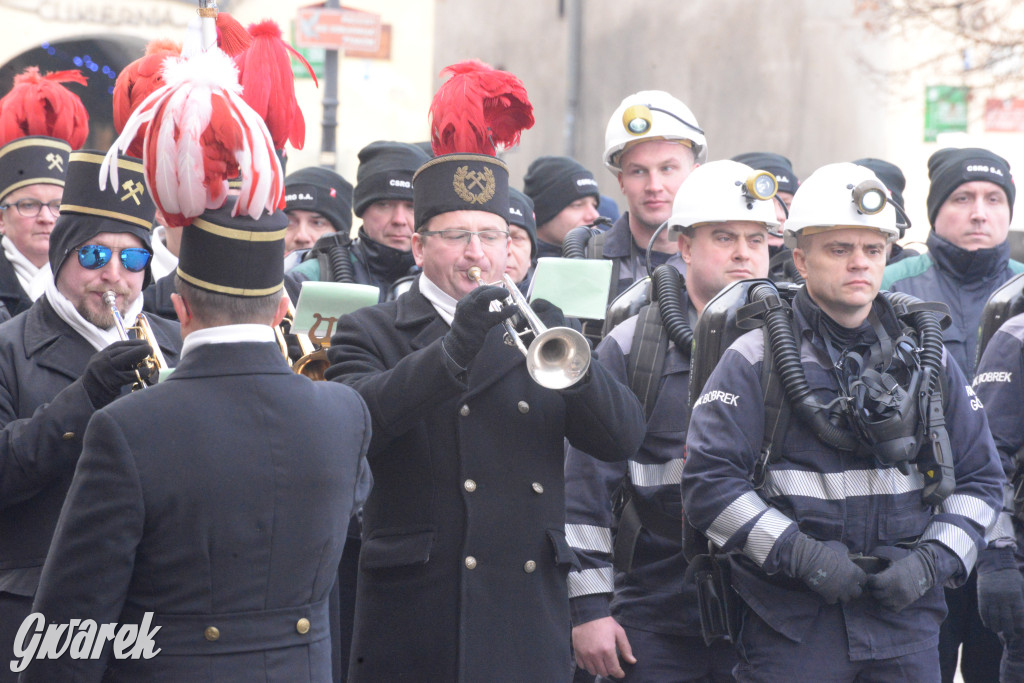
<box><xmin>44</xmin><ymin>278</ymin><xmax>145</xmax><ymax>352</ymax></box>
<box><xmin>418</xmin><ymin>274</ymin><xmax>457</xmax><ymax>326</ymax></box>
<box><xmin>150</xmin><ymin>226</ymin><xmax>178</xmax><ymax>281</ymax></box>
<box><xmin>3</xmin><ymin>238</ymin><xmax>47</xmax><ymax>301</ymax></box>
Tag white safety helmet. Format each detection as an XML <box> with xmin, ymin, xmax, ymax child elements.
<box><xmin>666</xmin><ymin>160</ymin><xmax>781</xmax><ymax>236</ymax></box>
<box><xmin>783</xmin><ymin>162</ymin><xmax>899</xmax><ymax>248</ymax></box>
<box><xmin>603</xmin><ymin>90</ymin><xmax>708</xmax><ymax>172</ymax></box>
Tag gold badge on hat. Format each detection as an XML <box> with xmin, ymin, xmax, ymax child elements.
<box><xmin>120</xmin><ymin>179</ymin><xmax>145</xmax><ymax>205</ymax></box>
<box><xmin>45</xmin><ymin>152</ymin><xmax>63</xmax><ymax>172</ymax></box>
<box><xmin>453</xmin><ymin>165</ymin><xmax>495</xmax><ymax>205</ymax></box>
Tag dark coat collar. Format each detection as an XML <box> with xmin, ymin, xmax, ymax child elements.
<box><xmin>168</xmin><ymin>340</ymin><xmax>293</xmax><ymax>380</ymax></box>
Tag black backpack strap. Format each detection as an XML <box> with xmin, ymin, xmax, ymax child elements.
<box><xmin>753</xmin><ymin>322</ymin><xmax>792</xmax><ymax>489</ymax></box>
<box><xmin>626</xmin><ymin>302</ymin><xmax>670</xmax><ymax>420</ymax></box>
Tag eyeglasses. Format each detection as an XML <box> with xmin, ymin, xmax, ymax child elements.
<box><xmin>0</xmin><ymin>199</ymin><xmax>61</xmax><ymax>218</ymax></box>
<box><xmin>419</xmin><ymin>229</ymin><xmax>510</xmax><ymax>247</ymax></box>
<box><xmin>75</xmin><ymin>245</ymin><xmax>152</xmax><ymax>273</ymax></box>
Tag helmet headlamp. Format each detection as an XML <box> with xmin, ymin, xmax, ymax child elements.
<box><xmin>852</xmin><ymin>179</ymin><xmax>888</xmax><ymax>215</ymax></box>
<box><xmin>742</xmin><ymin>170</ymin><xmax>778</xmax><ymax>202</ymax></box>
<box><xmin>622</xmin><ymin>105</ymin><xmax>653</xmax><ymax>136</ymax></box>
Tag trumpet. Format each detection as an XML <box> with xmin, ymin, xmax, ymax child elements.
<box><xmin>467</xmin><ymin>267</ymin><xmax>591</xmax><ymax>390</ymax></box>
<box><xmin>103</xmin><ymin>290</ymin><xmax>167</xmax><ymax>389</ymax></box>
<box><xmin>275</xmin><ymin>300</ymin><xmax>332</xmax><ymax>380</ymax></box>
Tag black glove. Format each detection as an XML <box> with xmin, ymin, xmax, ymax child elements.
<box><xmin>528</xmin><ymin>298</ymin><xmax>566</xmax><ymax>329</ymax></box>
<box><xmin>442</xmin><ymin>285</ymin><xmax>517</xmax><ymax>369</ymax></box>
<box><xmin>977</xmin><ymin>547</ymin><xmax>1024</xmax><ymax>636</ymax></box>
<box><xmin>865</xmin><ymin>544</ymin><xmax>939</xmax><ymax>612</ymax></box>
<box><xmin>784</xmin><ymin>532</ymin><xmax>866</xmax><ymax>604</ymax></box>
<box><xmin>81</xmin><ymin>339</ymin><xmax>153</xmax><ymax>408</ymax></box>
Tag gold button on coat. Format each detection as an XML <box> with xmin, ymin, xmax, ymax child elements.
<box><xmin>465</xmin><ymin>556</ymin><xmax>477</xmax><ymax>569</ymax></box>
<box><xmin>464</xmin><ymin>479</ymin><xmax>477</xmax><ymax>492</ymax></box>
<box><xmin>296</xmin><ymin>618</ymin><xmax>310</xmax><ymax>634</ymax></box>
<box><xmin>61</xmin><ymin>432</ymin><xmax>75</xmax><ymax>440</ymax></box>
<box><xmin>532</xmin><ymin>482</ymin><xmax>544</xmax><ymax>495</ymax></box>
<box><xmin>459</xmin><ymin>405</ymin><xmax>470</xmax><ymax>417</ymax></box>
<box><xmin>517</xmin><ymin>401</ymin><xmax>529</xmax><ymax>414</ymax></box>
<box><xmin>524</xmin><ymin>560</ymin><xmax>537</xmax><ymax>573</ymax></box>
<box><xmin>204</xmin><ymin>626</ymin><xmax>220</xmax><ymax>641</ymax></box>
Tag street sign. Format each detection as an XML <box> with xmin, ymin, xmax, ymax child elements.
<box><xmin>924</xmin><ymin>85</ymin><xmax>968</xmax><ymax>142</ymax></box>
<box><xmin>985</xmin><ymin>98</ymin><xmax>1024</xmax><ymax>133</ymax></box>
<box><xmin>294</xmin><ymin>5</ymin><xmax>381</xmax><ymax>52</ymax></box>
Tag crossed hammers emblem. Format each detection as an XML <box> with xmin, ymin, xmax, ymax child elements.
<box><xmin>464</xmin><ymin>171</ymin><xmax>489</xmax><ymax>192</ymax></box>
<box><xmin>45</xmin><ymin>153</ymin><xmax>63</xmax><ymax>172</ymax></box>
<box><xmin>121</xmin><ymin>180</ymin><xmax>144</xmax><ymax>206</ymax></box>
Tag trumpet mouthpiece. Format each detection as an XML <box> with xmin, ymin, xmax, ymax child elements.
<box><xmin>102</xmin><ymin>291</ymin><xmax>117</xmax><ymax>306</ymax></box>
<box><xmin>467</xmin><ymin>266</ymin><xmax>483</xmax><ymax>282</ymax></box>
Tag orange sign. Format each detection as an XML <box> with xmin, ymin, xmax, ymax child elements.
<box><xmin>294</xmin><ymin>5</ymin><xmax>382</xmax><ymax>52</ymax></box>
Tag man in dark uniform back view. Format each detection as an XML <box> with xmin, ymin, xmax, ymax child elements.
<box><xmin>22</xmin><ymin>196</ymin><xmax>372</xmax><ymax>682</ymax></box>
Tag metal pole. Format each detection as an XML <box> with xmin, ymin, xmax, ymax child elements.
<box><xmin>321</xmin><ymin>0</ymin><xmax>340</xmax><ymax>168</ymax></box>
<box><xmin>563</xmin><ymin>0</ymin><xmax>582</xmax><ymax>158</ymax></box>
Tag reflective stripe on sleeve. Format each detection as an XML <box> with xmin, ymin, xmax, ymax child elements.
<box><xmin>706</xmin><ymin>490</ymin><xmax>769</xmax><ymax>548</ymax></box>
<box><xmin>743</xmin><ymin>507</ymin><xmax>795</xmax><ymax>566</ymax></box>
<box><xmin>921</xmin><ymin>520</ymin><xmax>979</xmax><ymax>575</ymax></box>
<box><xmin>941</xmin><ymin>494</ymin><xmax>998</xmax><ymax>531</ymax></box>
<box><xmin>568</xmin><ymin>567</ymin><xmax>614</xmax><ymax>598</ymax></box>
<box><xmin>986</xmin><ymin>511</ymin><xmax>1015</xmax><ymax>545</ymax></box>
<box><xmin>565</xmin><ymin>524</ymin><xmax>613</xmax><ymax>554</ymax></box>
<box><xmin>628</xmin><ymin>458</ymin><xmax>685</xmax><ymax>487</ymax></box>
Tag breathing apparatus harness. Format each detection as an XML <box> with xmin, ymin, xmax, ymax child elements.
<box><xmin>736</xmin><ymin>282</ymin><xmax>955</xmax><ymax>505</ymax></box>
<box><xmin>304</xmin><ymin>232</ymin><xmax>357</xmax><ymax>284</ymax></box>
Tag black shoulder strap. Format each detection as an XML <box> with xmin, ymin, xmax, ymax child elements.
<box><xmin>754</xmin><ymin>323</ymin><xmax>791</xmax><ymax>488</ymax></box>
<box><xmin>626</xmin><ymin>302</ymin><xmax>670</xmax><ymax>420</ymax></box>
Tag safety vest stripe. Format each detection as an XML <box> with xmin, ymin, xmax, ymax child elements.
<box><xmin>568</xmin><ymin>567</ymin><xmax>614</xmax><ymax>598</ymax></box>
<box><xmin>941</xmin><ymin>493</ymin><xmax>998</xmax><ymax>530</ymax></box>
<box><xmin>743</xmin><ymin>508</ymin><xmax>795</xmax><ymax>567</ymax></box>
<box><xmin>921</xmin><ymin>521</ymin><xmax>978</xmax><ymax>574</ymax></box>
<box><xmin>762</xmin><ymin>468</ymin><xmax>925</xmax><ymax>500</ymax></box>
<box><xmin>565</xmin><ymin>524</ymin><xmax>612</xmax><ymax>554</ymax></box>
<box><xmin>707</xmin><ymin>490</ymin><xmax>768</xmax><ymax>549</ymax></box>
<box><xmin>628</xmin><ymin>458</ymin><xmax>685</xmax><ymax>487</ymax></box>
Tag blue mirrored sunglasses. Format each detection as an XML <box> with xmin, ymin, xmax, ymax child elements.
<box><xmin>74</xmin><ymin>245</ymin><xmax>152</xmax><ymax>273</ymax></box>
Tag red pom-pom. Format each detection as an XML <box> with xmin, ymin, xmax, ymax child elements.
<box><xmin>0</xmin><ymin>67</ymin><xmax>89</xmax><ymax>149</ymax></box>
<box><xmin>113</xmin><ymin>40</ymin><xmax>182</xmax><ymax>158</ymax></box>
<box><xmin>429</xmin><ymin>59</ymin><xmax>533</xmax><ymax>157</ymax></box>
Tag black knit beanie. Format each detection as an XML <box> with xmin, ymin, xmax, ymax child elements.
<box><xmin>284</xmin><ymin>167</ymin><xmax>354</xmax><ymax>234</ymax></box>
<box><xmin>353</xmin><ymin>141</ymin><xmax>430</xmax><ymax>217</ymax></box>
<box><xmin>508</xmin><ymin>188</ymin><xmax>537</xmax><ymax>258</ymax></box>
<box><xmin>522</xmin><ymin>156</ymin><xmax>599</xmax><ymax>227</ymax></box>
<box><xmin>926</xmin><ymin>147</ymin><xmax>1014</xmax><ymax>227</ymax></box>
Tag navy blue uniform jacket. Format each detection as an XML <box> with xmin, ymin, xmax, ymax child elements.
<box><xmin>24</xmin><ymin>341</ymin><xmax>371</xmax><ymax>682</ymax></box>
<box><xmin>325</xmin><ymin>279</ymin><xmax>646</xmax><ymax>682</ymax></box>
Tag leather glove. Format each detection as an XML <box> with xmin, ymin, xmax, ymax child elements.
<box><xmin>81</xmin><ymin>339</ymin><xmax>153</xmax><ymax>408</ymax></box>
<box><xmin>528</xmin><ymin>298</ymin><xmax>567</xmax><ymax>329</ymax></box>
<box><xmin>865</xmin><ymin>544</ymin><xmax>939</xmax><ymax>612</ymax></box>
<box><xmin>442</xmin><ymin>285</ymin><xmax>517</xmax><ymax>369</ymax></box>
<box><xmin>784</xmin><ymin>532</ymin><xmax>867</xmax><ymax>604</ymax></box>
<box><xmin>977</xmin><ymin>547</ymin><xmax>1024</xmax><ymax>636</ymax></box>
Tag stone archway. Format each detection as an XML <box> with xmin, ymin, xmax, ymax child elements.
<box><xmin>0</xmin><ymin>35</ymin><xmax>148</xmax><ymax>151</ymax></box>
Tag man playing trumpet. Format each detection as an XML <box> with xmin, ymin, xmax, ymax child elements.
<box><xmin>0</xmin><ymin>151</ymin><xmax>180</xmax><ymax>680</ymax></box>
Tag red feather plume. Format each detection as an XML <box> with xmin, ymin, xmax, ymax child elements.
<box><xmin>0</xmin><ymin>67</ymin><xmax>89</xmax><ymax>149</ymax></box>
<box><xmin>215</xmin><ymin>12</ymin><xmax>252</xmax><ymax>57</ymax></box>
<box><xmin>112</xmin><ymin>39</ymin><xmax>182</xmax><ymax>158</ymax></box>
<box><xmin>429</xmin><ymin>59</ymin><xmax>533</xmax><ymax>157</ymax></box>
<box><xmin>234</xmin><ymin>19</ymin><xmax>316</xmax><ymax>152</ymax></box>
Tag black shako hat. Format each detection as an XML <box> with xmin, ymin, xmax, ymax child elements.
<box><xmin>926</xmin><ymin>147</ymin><xmax>1015</xmax><ymax>227</ymax></box>
<box><xmin>413</xmin><ymin>153</ymin><xmax>510</xmax><ymax>231</ymax></box>
<box><xmin>177</xmin><ymin>196</ymin><xmax>288</xmax><ymax>297</ymax></box>
<box><xmin>0</xmin><ymin>136</ymin><xmax>71</xmax><ymax>202</ymax></box>
<box><xmin>508</xmin><ymin>187</ymin><xmax>537</xmax><ymax>258</ymax></box>
<box><xmin>522</xmin><ymin>155</ymin><xmax>599</xmax><ymax>227</ymax></box>
<box><xmin>284</xmin><ymin>166</ymin><xmax>354</xmax><ymax>234</ymax></box>
<box><xmin>50</xmin><ymin>150</ymin><xmax>156</xmax><ymax>286</ymax></box>
<box><xmin>353</xmin><ymin>141</ymin><xmax>430</xmax><ymax>217</ymax></box>
<box><xmin>731</xmin><ymin>152</ymin><xmax>799</xmax><ymax>195</ymax></box>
